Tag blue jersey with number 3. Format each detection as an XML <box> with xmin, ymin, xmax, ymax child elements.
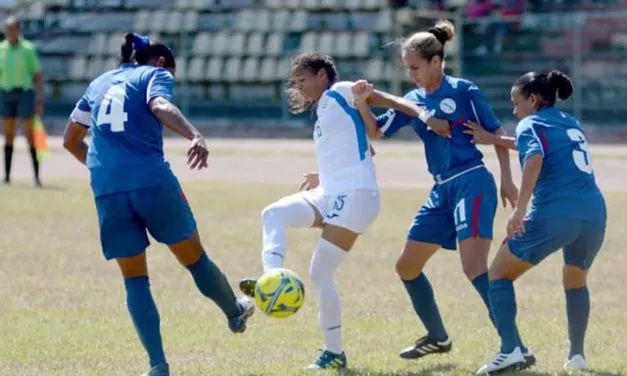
<box><xmin>71</xmin><ymin>64</ymin><xmax>174</xmax><ymax>197</ymax></box>
<box><xmin>515</xmin><ymin>107</ymin><xmax>604</xmax><ymax>220</ymax></box>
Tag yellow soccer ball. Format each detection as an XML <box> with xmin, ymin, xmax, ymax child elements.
<box><xmin>255</xmin><ymin>268</ymin><xmax>305</xmax><ymax>318</ymax></box>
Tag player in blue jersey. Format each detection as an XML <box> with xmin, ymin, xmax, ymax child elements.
<box><xmin>351</xmin><ymin>20</ymin><xmax>535</xmax><ymax>363</ymax></box>
<box><xmin>62</xmin><ymin>33</ymin><xmax>254</xmax><ymax>376</ymax></box>
<box><xmin>464</xmin><ymin>70</ymin><xmax>606</xmax><ymax>375</ymax></box>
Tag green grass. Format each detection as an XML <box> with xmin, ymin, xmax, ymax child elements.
<box><xmin>1</xmin><ymin>181</ymin><xmax>626</xmax><ymax>375</ymax></box>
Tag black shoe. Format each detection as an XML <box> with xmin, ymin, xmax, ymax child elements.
<box><xmin>239</xmin><ymin>278</ymin><xmax>257</xmax><ymax>298</ymax></box>
<box><xmin>399</xmin><ymin>335</ymin><xmax>452</xmax><ymax>359</ymax></box>
<box><xmin>228</xmin><ymin>296</ymin><xmax>255</xmax><ymax>333</ymax></box>
<box><xmin>522</xmin><ymin>349</ymin><xmax>536</xmax><ymax>370</ymax></box>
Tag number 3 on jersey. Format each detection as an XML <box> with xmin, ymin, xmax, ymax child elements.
<box><xmin>567</xmin><ymin>128</ymin><xmax>593</xmax><ymax>174</ymax></box>
<box><xmin>96</xmin><ymin>83</ymin><xmax>128</xmax><ymax>132</ymax></box>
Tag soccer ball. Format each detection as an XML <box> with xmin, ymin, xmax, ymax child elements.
<box><xmin>254</xmin><ymin>268</ymin><xmax>305</xmax><ymax>318</ymax></box>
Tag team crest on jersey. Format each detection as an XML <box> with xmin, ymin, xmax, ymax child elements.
<box><xmin>440</xmin><ymin>98</ymin><xmax>456</xmax><ymax>114</ymax></box>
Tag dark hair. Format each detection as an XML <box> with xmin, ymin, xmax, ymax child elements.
<box><xmin>403</xmin><ymin>20</ymin><xmax>455</xmax><ymax>61</ymax></box>
<box><xmin>120</xmin><ymin>33</ymin><xmax>176</xmax><ymax>69</ymax></box>
<box><xmin>285</xmin><ymin>52</ymin><xmax>339</xmax><ymax>114</ymax></box>
<box><xmin>514</xmin><ymin>70</ymin><xmax>574</xmax><ymax>108</ymax></box>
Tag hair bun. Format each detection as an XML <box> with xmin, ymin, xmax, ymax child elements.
<box><xmin>547</xmin><ymin>70</ymin><xmax>574</xmax><ymax>100</ymax></box>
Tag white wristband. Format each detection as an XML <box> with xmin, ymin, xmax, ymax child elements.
<box><xmin>418</xmin><ymin>109</ymin><xmax>434</xmax><ymax>123</ymax></box>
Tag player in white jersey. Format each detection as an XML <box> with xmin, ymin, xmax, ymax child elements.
<box><xmin>239</xmin><ymin>52</ymin><xmax>431</xmax><ymax>371</ymax></box>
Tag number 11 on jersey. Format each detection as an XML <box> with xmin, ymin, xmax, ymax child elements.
<box><xmin>96</xmin><ymin>83</ymin><xmax>128</xmax><ymax>132</ymax></box>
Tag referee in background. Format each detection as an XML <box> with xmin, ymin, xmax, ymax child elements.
<box><xmin>0</xmin><ymin>16</ymin><xmax>44</xmax><ymax>186</ymax></box>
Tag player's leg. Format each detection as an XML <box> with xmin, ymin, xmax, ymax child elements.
<box><xmin>307</xmin><ymin>189</ymin><xmax>379</xmax><ymax>370</ymax></box>
<box><xmin>261</xmin><ymin>189</ymin><xmax>325</xmax><ymax>271</ymax></box>
<box><xmin>17</xmin><ymin>90</ymin><xmax>39</xmax><ymax>186</ymax></box>
<box><xmin>396</xmin><ymin>185</ymin><xmax>454</xmax><ymax>359</ymax></box>
<box><xmin>96</xmin><ymin>192</ymin><xmax>168</xmax><ymax>376</ymax></box>
<box><xmin>477</xmin><ymin>218</ymin><xmax>577</xmax><ymax>375</ymax></box>
<box><xmin>562</xmin><ymin>214</ymin><xmax>606</xmax><ymax>372</ymax></box>
<box><xmin>132</xmin><ymin>174</ymin><xmax>253</xmax><ymax>333</ymax></box>
<box><xmin>2</xmin><ymin>91</ymin><xmax>17</xmax><ymax>183</ymax></box>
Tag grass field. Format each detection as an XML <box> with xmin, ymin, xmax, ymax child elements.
<box><xmin>1</xmin><ymin>138</ymin><xmax>626</xmax><ymax>376</ymax></box>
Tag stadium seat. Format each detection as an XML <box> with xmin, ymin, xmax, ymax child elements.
<box><xmin>375</xmin><ymin>9</ymin><xmax>392</xmax><ymax>32</ymax></box>
<box><xmin>277</xmin><ymin>57</ymin><xmax>291</xmax><ymax>79</ymax></box>
<box><xmin>69</xmin><ymin>56</ymin><xmax>88</xmax><ymax>81</ymax></box>
<box><xmin>183</xmin><ymin>11</ymin><xmax>199</xmax><ymax>32</ymax></box>
<box><xmin>206</xmin><ymin>57</ymin><xmax>224</xmax><ymax>82</ymax></box>
<box><xmin>88</xmin><ymin>33</ymin><xmax>108</xmax><ymax>56</ymax></box>
<box><xmin>193</xmin><ymin>32</ymin><xmax>212</xmax><ymax>56</ymax></box>
<box><xmin>175</xmin><ymin>58</ymin><xmax>188</xmax><ymax>81</ymax></box>
<box><xmin>349</xmin><ymin>12</ymin><xmax>378</xmax><ymax>31</ymax></box>
<box><xmin>229</xmin><ymin>33</ymin><xmax>247</xmax><ymax>56</ymax></box>
<box><xmin>246</xmin><ymin>33</ymin><xmax>265</xmax><ymax>56</ymax></box>
<box><xmin>134</xmin><ymin>10</ymin><xmax>151</xmax><ymax>33</ymax></box>
<box><xmin>256</xmin><ymin>10</ymin><xmax>271</xmax><ymax>32</ymax></box>
<box><xmin>345</xmin><ymin>0</ymin><xmax>362</xmax><ymax>10</ymax></box>
<box><xmin>241</xmin><ymin>57</ymin><xmax>260</xmax><ymax>82</ymax></box>
<box><xmin>288</xmin><ymin>11</ymin><xmax>308</xmax><ymax>32</ymax></box>
<box><xmin>104</xmin><ymin>57</ymin><xmax>118</xmax><ymax>71</ymax></box>
<box><xmin>165</xmin><ymin>11</ymin><xmax>183</xmax><ymax>34</ymax></box>
<box><xmin>285</xmin><ymin>0</ymin><xmax>302</xmax><ymax>9</ymax></box>
<box><xmin>367</xmin><ymin>58</ymin><xmax>384</xmax><ymax>81</ymax></box>
<box><xmin>212</xmin><ymin>32</ymin><xmax>230</xmax><ymax>56</ymax></box>
<box><xmin>87</xmin><ymin>58</ymin><xmax>105</xmax><ymax>79</ymax></box>
<box><xmin>107</xmin><ymin>33</ymin><xmax>124</xmax><ymax>57</ymax></box>
<box><xmin>353</xmin><ymin>32</ymin><xmax>369</xmax><ymax>57</ymax></box>
<box><xmin>318</xmin><ymin>32</ymin><xmax>334</xmax><ymax>55</ymax></box>
<box><xmin>272</xmin><ymin>11</ymin><xmax>290</xmax><ymax>31</ymax></box>
<box><xmin>188</xmin><ymin>57</ymin><xmax>206</xmax><ymax>82</ymax></box>
<box><xmin>235</xmin><ymin>10</ymin><xmax>254</xmax><ymax>31</ymax></box>
<box><xmin>192</xmin><ymin>0</ymin><xmax>215</xmax><ymax>9</ymax></box>
<box><xmin>334</xmin><ymin>32</ymin><xmax>351</xmax><ymax>57</ymax></box>
<box><xmin>300</xmin><ymin>32</ymin><xmax>318</xmax><ymax>52</ymax></box>
<box><xmin>266</xmin><ymin>0</ymin><xmax>283</xmax><ymax>8</ymax></box>
<box><xmin>125</xmin><ymin>0</ymin><xmax>174</xmax><ymax>9</ymax></box>
<box><xmin>322</xmin><ymin>12</ymin><xmax>348</xmax><ymax>30</ymax></box>
<box><xmin>266</xmin><ymin>33</ymin><xmax>284</xmax><ymax>56</ymax></box>
<box><xmin>225</xmin><ymin>57</ymin><xmax>243</xmax><ymax>82</ymax></box>
<box><xmin>150</xmin><ymin>11</ymin><xmax>167</xmax><ymax>33</ymax></box>
<box><xmin>303</xmin><ymin>0</ymin><xmax>320</xmax><ymax>10</ymax></box>
<box><xmin>320</xmin><ymin>0</ymin><xmax>340</xmax><ymax>10</ymax></box>
<box><xmin>259</xmin><ymin>57</ymin><xmax>278</xmax><ymax>82</ymax></box>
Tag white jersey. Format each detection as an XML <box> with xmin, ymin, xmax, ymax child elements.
<box><xmin>314</xmin><ymin>81</ymin><xmax>379</xmax><ymax>194</ymax></box>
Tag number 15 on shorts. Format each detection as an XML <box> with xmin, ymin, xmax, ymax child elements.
<box><xmin>326</xmin><ymin>194</ymin><xmax>346</xmax><ymax>220</ymax></box>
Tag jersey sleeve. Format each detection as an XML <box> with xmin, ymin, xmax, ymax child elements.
<box><xmin>467</xmin><ymin>83</ymin><xmax>500</xmax><ymax>133</ymax></box>
<box><xmin>146</xmin><ymin>69</ymin><xmax>175</xmax><ymax>104</ymax></box>
<box><xmin>376</xmin><ymin>109</ymin><xmax>414</xmax><ymax>138</ymax></box>
<box><xmin>515</xmin><ymin>120</ymin><xmax>545</xmax><ymax>163</ymax></box>
<box><xmin>69</xmin><ymin>90</ymin><xmax>92</xmax><ymax>128</ymax></box>
<box><xmin>329</xmin><ymin>81</ymin><xmax>356</xmax><ymax>107</ymax></box>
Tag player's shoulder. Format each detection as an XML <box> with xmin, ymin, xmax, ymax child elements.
<box><xmin>444</xmin><ymin>75</ymin><xmax>476</xmax><ymax>92</ymax></box>
<box><xmin>19</xmin><ymin>39</ymin><xmax>36</xmax><ymax>50</ymax></box>
<box><xmin>515</xmin><ymin>115</ymin><xmax>537</xmax><ymax>136</ymax></box>
<box><xmin>328</xmin><ymin>81</ymin><xmax>354</xmax><ymax>99</ymax></box>
<box><xmin>403</xmin><ymin>87</ymin><xmax>423</xmax><ymax>101</ymax></box>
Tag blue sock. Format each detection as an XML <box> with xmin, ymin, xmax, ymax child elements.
<box><xmin>489</xmin><ymin>279</ymin><xmax>522</xmax><ymax>353</ymax></box>
<box><xmin>474</xmin><ymin>274</ymin><xmax>528</xmax><ymax>353</ymax></box>
<box><xmin>566</xmin><ymin>286</ymin><xmax>589</xmax><ymax>358</ymax></box>
<box><xmin>402</xmin><ymin>273</ymin><xmax>448</xmax><ymax>342</ymax></box>
<box><xmin>125</xmin><ymin>276</ymin><xmax>166</xmax><ymax>367</ymax></box>
<box><xmin>186</xmin><ymin>253</ymin><xmax>239</xmax><ymax>318</ymax></box>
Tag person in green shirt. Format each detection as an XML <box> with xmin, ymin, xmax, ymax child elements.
<box><xmin>0</xmin><ymin>16</ymin><xmax>44</xmax><ymax>186</ymax></box>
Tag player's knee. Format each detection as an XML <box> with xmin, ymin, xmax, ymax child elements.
<box><xmin>462</xmin><ymin>261</ymin><xmax>487</xmax><ymax>281</ymax></box>
<box><xmin>563</xmin><ymin>265</ymin><xmax>587</xmax><ymax>289</ymax></box>
<box><xmin>261</xmin><ymin>202</ymin><xmax>281</xmax><ymax>224</ymax></box>
<box><xmin>4</xmin><ymin>130</ymin><xmax>15</xmax><ymax>144</ymax></box>
<box><xmin>395</xmin><ymin>257</ymin><xmax>420</xmax><ymax>281</ymax></box>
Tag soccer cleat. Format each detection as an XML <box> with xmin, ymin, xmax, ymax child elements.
<box><xmin>142</xmin><ymin>363</ymin><xmax>169</xmax><ymax>376</ymax></box>
<box><xmin>564</xmin><ymin>354</ymin><xmax>588</xmax><ymax>373</ymax></box>
<box><xmin>522</xmin><ymin>348</ymin><xmax>536</xmax><ymax>370</ymax></box>
<box><xmin>239</xmin><ymin>278</ymin><xmax>257</xmax><ymax>298</ymax></box>
<box><xmin>228</xmin><ymin>296</ymin><xmax>255</xmax><ymax>333</ymax></box>
<box><xmin>306</xmin><ymin>349</ymin><xmax>347</xmax><ymax>370</ymax></box>
<box><xmin>475</xmin><ymin>347</ymin><xmax>525</xmax><ymax>375</ymax></box>
<box><xmin>399</xmin><ymin>335</ymin><xmax>452</xmax><ymax>359</ymax></box>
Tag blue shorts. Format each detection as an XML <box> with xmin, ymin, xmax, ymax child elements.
<box><xmin>408</xmin><ymin>166</ymin><xmax>497</xmax><ymax>250</ymax></box>
<box><xmin>95</xmin><ymin>172</ymin><xmax>197</xmax><ymax>260</ymax></box>
<box><xmin>508</xmin><ymin>213</ymin><xmax>606</xmax><ymax>270</ymax></box>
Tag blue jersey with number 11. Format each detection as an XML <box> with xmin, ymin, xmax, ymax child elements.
<box><xmin>515</xmin><ymin>107</ymin><xmax>604</xmax><ymax>221</ymax></box>
<box><xmin>71</xmin><ymin>64</ymin><xmax>174</xmax><ymax>197</ymax></box>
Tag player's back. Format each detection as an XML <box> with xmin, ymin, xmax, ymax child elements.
<box><xmin>82</xmin><ymin>64</ymin><xmax>174</xmax><ymax>197</ymax></box>
<box><xmin>516</xmin><ymin>107</ymin><xmax>604</xmax><ymax>220</ymax></box>
<box><xmin>314</xmin><ymin>81</ymin><xmax>378</xmax><ymax>194</ymax></box>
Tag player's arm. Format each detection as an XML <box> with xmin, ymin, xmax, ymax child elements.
<box><xmin>508</xmin><ymin>154</ymin><xmax>542</xmax><ymax>237</ymax></box>
<box><xmin>149</xmin><ymin>97</ymin><xmax>201</xmax><ymax>140</ymax></box>
<box><xmin>464</xmin><ymin>121</ymin><xmax>516</xmax><ymax>149</ymax></box>
<box><xmin>63</xmin><ymin>122</ymin><xmax>88</xmax><ymax>165</ymax></box>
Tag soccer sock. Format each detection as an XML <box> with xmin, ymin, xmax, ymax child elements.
<box><xmin>309</xmin><ymin>238</ymin><xmax>346</xmax><ymax>354</ymax></box>
<box><xmin>565</xmin><ymin>286</ymin><xmax>590</xmax><ymax>358</ymax></box>
<box><xmin>186</xmin><ymin>252</ymin><xmax>239</xmax><ymax>318</ymax></box>
<box><xmin>489</xmin><ymin>279</ymin><xmax>522</xmax><ymax>353</ymax></box>
<box><xmin>402</xmin><ymin>273</ymin><xmax>448</xmax><ymax>342</ymax></box>
<box><xmin>4</xmin><ymin>144</ymin><xmax>13</xmax><ymax>181</ymax></box>
<box><xmin>125</xmin><ymin>276</ymin><xmax>166</xmax><ymax>367</ymax></box>
<box><xmin>261</xmin><ymin>194</ymin><xmax>316</xmax><ymax>271</ymax></box>
<box><xmin>28</xmin><ymin>146</ymin><xmax>39</xmax><ymax>182</ymax></box>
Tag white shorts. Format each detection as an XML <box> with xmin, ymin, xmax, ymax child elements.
<box><xmin>301</xmin><ymin>188</ymin><xmax>380</xmax><ymax>234</ymax></box>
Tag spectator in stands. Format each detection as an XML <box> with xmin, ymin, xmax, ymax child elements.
<box><xmin>1</xmin><ymin>16</ymin><xmax>44</xmax><ymax>186</ymax></box>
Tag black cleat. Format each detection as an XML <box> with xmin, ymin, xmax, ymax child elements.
<box><xmin>228</xmin><ymin>296</ymin><xmax>255</xmax><ymax>333</ymax></box>
<box><xmin>521</xmin><ymin>349</ymin><xmax>536</xmax><ymax>370</ymax></box>
<box><xmin>239</xmin><ymin>278</ymin><xmax>257</xmax><ymax>298</ymax></box>
<box><xmin>399</xmin><ymin>335</ymin><xmax>452</xmax><ymax>359</ymax></box>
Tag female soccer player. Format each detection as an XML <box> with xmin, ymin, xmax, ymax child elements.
<box><xmin>238</xmin><ymin>52</ymin><xmax>442</xmax><ymax>370</ymax></box>
<box><xmin>464</xmin><ymin>70</ymin><xmax>606</xmax><ymax>375</ymax></box>
<box><xmin>62</xmin><ymin>33</ymin><xmax>254</xmax><ymax>376</ymax></box>
<box><xmin>351</xmin><ymin>20</ymin><xmax>533</xmax><ymax>363</ymax></box>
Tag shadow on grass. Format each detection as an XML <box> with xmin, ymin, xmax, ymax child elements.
<box><xmin>343</xmin><ymin>363</ymin><xmax>456</xmax><ymax>375</ymax></box>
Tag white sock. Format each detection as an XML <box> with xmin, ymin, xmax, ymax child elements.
<box><xmin>261</xmin><ymin>193</ymin><xmax>316</xmax><ymax>271</ymax></box>
<box><xmin>309</xmin><ymin>238</ymin><xmax>347</xmax><ymax>354</ymax></box>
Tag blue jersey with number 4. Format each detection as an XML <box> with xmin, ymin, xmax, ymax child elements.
<box><xmin>71</xmin><ymin>64</ymin><xmax>174</xmax><ymax>197</ymax></box>
<box><xmin>376</xmin><ymin>75</ymin><xmax>501</xmax><ymax>180</ymax></box>
<box><xmin>515</xmin><ymin>107</ymin><xmax>604</xmax><ymax>220</ymax></box>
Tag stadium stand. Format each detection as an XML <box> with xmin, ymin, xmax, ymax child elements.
<box><xmin>7</xmin><ymin>0</ymin><xmax>627</xmax><ymax>127</ymax></box>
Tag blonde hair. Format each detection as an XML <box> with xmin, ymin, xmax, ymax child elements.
<box><xmin>402</xmin><ymin>20</ymin><xmax>455</xmax><ymax>61</ymax></box>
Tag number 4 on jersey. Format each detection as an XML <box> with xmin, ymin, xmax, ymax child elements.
<box><xmin>96</xmin><ymin>83</ymin><xmax>128</xmax><ymax>132</ymax></box>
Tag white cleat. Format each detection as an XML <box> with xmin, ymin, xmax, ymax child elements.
<box><xmin>476</xmin><ymin>347</ymin><xmax>525</xmax><ymax>375</ymax></box>
<box><xmin>564</xmin><ymin>354</ymin><xmax>588</xmax><ymax>374</ymax></box>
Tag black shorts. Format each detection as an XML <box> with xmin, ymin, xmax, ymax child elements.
<box><xmin>0</xmin><ymin>89</ymin><xmax>35</xmax><ymax>119</ymax></box>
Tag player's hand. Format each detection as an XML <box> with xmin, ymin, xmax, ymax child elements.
<box><xmin>298</xmin><ymin>171</ymin><xmax>319</xmax><ymax>191</ymax></box>
<box><xmin>351</xmin><ymin>80</ymin><xmax>374</xmax><ymax>104</ymax></box>
<box><xmin>187</xmin><ymin>135</ymin><xmax>209</xmax><ymax>170</ymax></box>
<box><xmin>35</xmin><ymin>100</ymin><xmax>44</xmax><ymax>117</ymax></box>
<box><xmin>500</xmin><ymin>179</ymin><xmax>518</xmax><ymax>208</ymax></box>
<box><xmin>427</xmin><ymin>117</ymin><xmax>452</xmax><ymax>138</ymax></box>
<box><xmin>463</xmin><ymin>121</ymin><xmax>497</xmax><ymax>144</ymax></box>
<box><xmin>507</xmin><ymin>207</ymin><xmax>526</xmax><ymax>238</ymax></box>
